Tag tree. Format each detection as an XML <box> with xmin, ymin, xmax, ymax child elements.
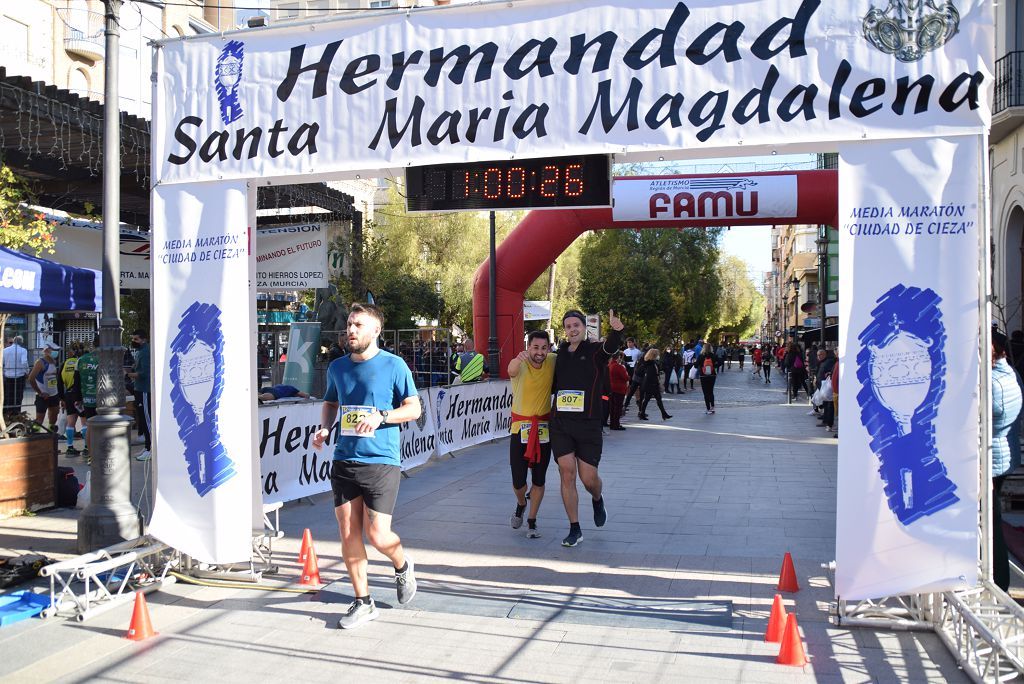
<box><xmin>0</xmin><ymin>165</ymin><xmax>57</xmax><ymax>432</ymax></box>
<box><xmin>577</xmin><ymin>227</ymin><xmax>722</xmax><ymax>342</ymax></box>
<box><xmin>709</xmin><ymin>256</ymin><xmax>764</xmax><ymax>340</ymax></box>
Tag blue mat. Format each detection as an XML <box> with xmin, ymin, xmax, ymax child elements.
<box><xmin>0</xmin><ymin>592</ymin><xmax>49</xmax><ymax>627</ymax></box>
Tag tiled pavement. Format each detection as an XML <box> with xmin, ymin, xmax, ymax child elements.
<box><xmin>0</xmin><ymin>367</ymin><xmax>965</xmax><ymax>682</ymax></box>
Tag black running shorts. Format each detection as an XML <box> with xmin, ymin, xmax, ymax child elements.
<box><xmin>550</xmin><ymin>417</ymin><xmax>603</xmax><ymax>467</ymax></box>
<box><xmin>330</xmin><ymin>460</ymin><xmax>402</xmax><ymax>515</ymax></box>
<box><xmin>509</xmin><ymin>434</ymin><xmax>552</xmax><ymax>489</ymax></box>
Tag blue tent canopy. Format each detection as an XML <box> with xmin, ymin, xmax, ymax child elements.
<box><xmin>0</xmin><ymin>245</ymin><xmax>102</xmax><ymax>313</ymax></box>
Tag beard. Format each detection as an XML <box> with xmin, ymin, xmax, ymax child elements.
<box><xmin>348</xmin><ymin>337</ymin><xmax>371</xmax><ymax>354</ymax></box>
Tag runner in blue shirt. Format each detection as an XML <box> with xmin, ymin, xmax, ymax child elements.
<box><xmin>312</xmin><ymin>303</ymin><xmax>421</xmax><ymax>629</ymax></box>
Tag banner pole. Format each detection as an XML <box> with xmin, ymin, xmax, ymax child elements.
<box><xmin>978</xmin><ymin>133</ymin><xmax>994</xmax><ymax>583</ymax></box>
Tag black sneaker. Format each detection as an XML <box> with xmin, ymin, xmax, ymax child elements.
<box><xmin>66</xmin><ymin>445</ymin><xmax>80</xmax><ymax>457</ymax></box>
<box><xmin>395</xmin><ymin>558</ymin><xmax>417</xmax><ymax>605</ymax></box>
<box><xmin>562</xmin><ymin>529</ymin><xmax>583</xmax><ymax>547</ymax></box>
<box><xmin>593</xmin><ymin>497</ymin><xmax>607</xmax><ymax>527</ymax></box>
<box><xmin>338</xmin><ymin>598</ymin><xmax>379</xmax><ymax>629</ymax></box>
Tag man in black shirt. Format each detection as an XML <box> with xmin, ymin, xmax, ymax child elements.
<box><xmin>551</xmin><ymin>309</ymin><xmax>624</xmax><ymax>547</ymax></box>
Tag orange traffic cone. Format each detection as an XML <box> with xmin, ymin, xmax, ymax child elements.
<box><xmin>299</xmin><ymin>528</ymin><xmax>315</xmax><ymax>565</ymax></box>
<box><xmin>764</xmin><ymin>594</ymin><xmax>787</xmax><ymax>643</ymax></box>
<box><xmin>777</xmin><ymin>552</ymin><xmax>800</xmax><ymax>592</ymax></box>
<box><xmin>125</xmin><ymin>592</ymin><xmax>157</xmax><ymax>641</ymax></box>
<box><xmin>776</xmin><ymin>613</ymin><xmax>808</xmax><ymax>666</ymax></box>
<box><xmin>299</xmin><ymin>546</ymin><xmax>321</xmax><ymax>586</ymax></box>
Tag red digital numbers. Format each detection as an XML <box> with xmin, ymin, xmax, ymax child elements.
<box><xmin>539</xmin><ymin>165</ymin><xmax>559</xmax><ymax>198</ymax></box>
<box><xmin>452</xmin><ymin>161</ymin><xmax>590</xmax><ymax>203</ymax></box>
<box><xmin>507</xmin><ymin>167</ymin><xmax>526</xmax><ymax>198</ymax></box>
<box><xmin>564</xmin><ymin>163</ymin><xmax>584</xmax><ymax>197</ymax></box>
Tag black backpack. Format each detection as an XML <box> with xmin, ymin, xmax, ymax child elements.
<box><xmin>56</xmin><ymin>467</ymin><xmax>79</xmax><ymax>508</ymax></box>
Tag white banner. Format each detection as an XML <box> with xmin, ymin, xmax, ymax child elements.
<box><xmin>51</xmin><ymin>221</ymin><xmax>327</xmax><ymax>291</ymax></box>
<box><xmin>149</xmin><ymin>181</ymin><xmax>258</xmax><ymax>564</ymax></box>
<box><xmin>51</xmin><ymin>223</ymin><xmax>152</xmax><ymax>289</ymax></box>
<box><xmin>612</xmin><ymin>174</ymin><xmax>797</xmax><ymax>222</ymax></box>
<box><xmin>430</xmin><ymin>381</ymin><xmax>512</xmax><ymax>455</ymax></box>
<box><xmin>255</xmin><ymin>223</ymin><xmax>328</xmax><ymax>290</ymax></box>
<box><xmin>835</xmin><ymin>136</ymin><xmax>981</xmax><ymax>600</ymax></box>
<box><xmin>523</xmin><ymin>300</ymin><xmax>551</xmax><ymax>321</ymax></box>
<box><xmin>259</xmin><ymin>389</ymin><xmax>437</xmax><ymax>505</ymax></box>
<box><xmin>153</xmin><ymin>0</ymin><xmax>992</xmax><ymax>186</ymax></box>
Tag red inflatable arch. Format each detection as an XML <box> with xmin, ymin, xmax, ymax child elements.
<box><xmin>472</xmin><ymin>170</ymin><xmax>838</xmax><ymax>378</ymax></box>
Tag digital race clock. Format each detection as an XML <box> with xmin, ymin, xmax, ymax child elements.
<box><xmin>405</xmin><ymin>154</ymin><xmax>612</xmax><ymax>212</ymax></box>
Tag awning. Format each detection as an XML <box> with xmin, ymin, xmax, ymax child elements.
<box><xmin>0</xmin><ymin>245</ymin><xmax>101</xmax><ymax>313</ymax></box>
<box><xmin>802</xmin><ymin>324</ymin><xmax>838</xmax><ymax>344</ymax></box>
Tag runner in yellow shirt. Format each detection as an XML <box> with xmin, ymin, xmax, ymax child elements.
<box><xmin>508</xmin><ymin>330</ymin><xmax>556</xmax><ymax>538</ymax></box>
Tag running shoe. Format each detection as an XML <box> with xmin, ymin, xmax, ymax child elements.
<box><xmin>562</xmin><ymin>529</ymin><xmax>583</xmax><ymax>547</ymax></box>
<box><xmin>65</xmin><ymin>445</ymin><xmax>80</xmax><ymax>457</ymax></box>
<box><xmin>527</xmin><ymin>527</ymin><xmax>542</xmax><ymax>539</ymax></box>
<box><xmin>135</xmin><ymin>450</ymin><xmax>151</xmax><ymax>462</ymax></box>
<box><xmin>711</xmin><ymin>408</ymin><xmax>716</xmax><ymax>414</ymax></box>
<box><xmin>610</xmin><ymin>425</ymin><xmax>627</xmax><ymax>431</ymax></box>
<box><xmin>395</xmin><ymin>557</ymin><xmax>417</xmax><ymax>605</ymax></box>
<box><xmin>511</xmin><ymin>503</ymin><xmax>525</xmax><ymax>529</ymax></box>
<box><xmin>593</xmin><ymin>497</ymin><xmax>607</xmax><ymax>527</ymax></box>
<box><xmin>338</xmin><ymin>598</ymin><xmax>380</xmax><ymax>629</ymax></box>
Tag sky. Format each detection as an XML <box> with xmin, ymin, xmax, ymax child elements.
<box><xmin>622</xmin><ymin>153</ymin><xmax>819</xmax><ymax>291</ymax></box>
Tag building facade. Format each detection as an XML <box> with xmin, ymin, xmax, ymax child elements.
<box><xmin>992</xmin><ymin>0</ymin><xmax>1024</xmax><ymax>334</ymax></box>
<box><xmin>766</xmin><ymin>223</ymin><xmax>821</xmax><ymax>344</ymax></box>
<box><xmin>0</xmin><ymin>1</ymin><xmax>235</xmax><ymax>120</ymax></box>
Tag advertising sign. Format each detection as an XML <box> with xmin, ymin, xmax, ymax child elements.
<box><xmin>613</xmin><ymin>174</ymin><xmax>798</xmax><ymax>222</ymax></box>
<box><xmin>524</xmin><ymin>300</ymin><xmax>552</xmax><ymax>321</ymax></box>
<box><xmin>153</xmin><ymin>1</ymin><xmax>992</xmax><ymax>186</ymax></box>
<box><xmin>836</xmin><ymin>136</ymin><xmax>981</xmax><ymax>600</ymax></box>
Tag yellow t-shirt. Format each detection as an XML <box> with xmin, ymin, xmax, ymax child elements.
<box><xmin>510</xmin><ymin>353</ymin><xmax>556</xmax><ymax>434</ymax></box>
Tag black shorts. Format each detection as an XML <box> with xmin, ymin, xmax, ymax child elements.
<box><xmin>509</xmin><ymin>433</ymin><xmax>552</xmax><ymax>489</ymax></box>
<box><xmin>550</xmin><ymin>417</ymin><xmax>603</xmax><ymax>468</ymax></box>
<box><xmin>81</xmin><ymin>407</ymin><xmax>97</xmax><ymax>419</ymax></box>
<box><xmin>34</xmin><ymin>394</ymin><xmax>59</xmax><ymax>412</ymax></box>
<box><xmin>330</xmin><ymin>460</ymin><xmax>401</xmax><ymax>515</ymax></box>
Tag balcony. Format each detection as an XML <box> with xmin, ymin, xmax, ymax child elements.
<box><xmin>993</xmin><ymin>51</ymin><xmax>1024</xmax><ymax>145</ymax></box>
<box><xmin>58</xmin><ymin>8</ymin><xmax>105</xmax><ymax>62</ymax></box>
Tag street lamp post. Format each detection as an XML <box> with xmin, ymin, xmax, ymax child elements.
<box><xmin>816</xmin><ymin>229</ymin><xmax>829</xmax><ymax>350</ymax></box>
<box><xmin>78</xmin><ymin>0</ymin><xmax>139</xmax><ymax>552</ymax></box>
<box><xmin>791</xmin><ymin>276</ymin><xmax>800</xmax><ymax>339</ymax></box>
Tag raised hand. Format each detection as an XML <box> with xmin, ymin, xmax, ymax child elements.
<box><xmin>608</xmin><ymin>309</ymin><xmax>624</xmax><ymax>331</ymax></box>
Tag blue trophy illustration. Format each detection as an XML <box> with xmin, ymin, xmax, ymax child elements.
<box><xmin>169</xmin><ymin>301</ymin><xmax>236</xmax><ymax>497</ymax></box>
<box><xmin>856</xmin><ymin>284</ymin><xmax>958</xmax><ymax>525</ymax></box>
<box><xmin>215</xmin><ymin>40</ymin><xmax>244</xmax><ymax>125</ymax></box>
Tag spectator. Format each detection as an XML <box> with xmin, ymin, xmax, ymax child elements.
<box><xmin>2</xmin><ymin>335</ymin><xmax>29</xmax><ymax>413</ymax></box>
<box><xmin>992</xmin><ymin>328</ymin><xmax>1022</xmax><ymax>591</ymax></box>
<box><xmin>607</xmin><ymin>353</ymin><xmax>629</xmax><ymax>431</ymax></box>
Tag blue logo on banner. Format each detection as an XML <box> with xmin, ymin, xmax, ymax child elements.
<box><xmin>169</xmin><ymin>301</ymin><xmax>236</xmax><ymax>497</ymax></box>
<box><xmin>215</xmin><ymin>40</ymin><xmax>244</xmax><ymax>125</ymax></box>
<box><xmin>856</xmin><ymin>284</ymin><xmax>958</xmax><ymax>525</ymax></box>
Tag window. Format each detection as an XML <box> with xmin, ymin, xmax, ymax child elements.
<box><xmin>278</xmin><ymin>3</ymin><xmax>300</xmax><ymax>18</ymax></box>
<box><xmin>308</xmin><ymin>0</ymin><xmax>331</xmax><ymax>13</ymax></box>
<box><xmin>369</xmin><ymin>0</ymin><xmax>394</xmax><ymax>7</ymax></box>
<box><xmin>0</xmin><ymin>15</ymin><xmax>30</xmax><ymax>77</ymax></box>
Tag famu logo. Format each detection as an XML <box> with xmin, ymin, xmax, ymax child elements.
<box><xmin>863</xmin><ymin>0</ymin><xmax>960</xmax><ymax>63</ymax></box>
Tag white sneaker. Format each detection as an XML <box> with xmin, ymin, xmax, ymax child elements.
<box><xmin>135</xmin><ymin>449</ymin><xmax>151</xmax><ymax>462</ymax></box>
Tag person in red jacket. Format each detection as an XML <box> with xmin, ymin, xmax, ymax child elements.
<box><xmin>607</xmin><ymin>353</ymin><xmax>629</xmax><ymax>431</ymax></box>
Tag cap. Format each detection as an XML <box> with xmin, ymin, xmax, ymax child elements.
<box><xmin>44</xmin><ymin>341</ymin><xmax>61</xmax><ymax>351</ymax></box>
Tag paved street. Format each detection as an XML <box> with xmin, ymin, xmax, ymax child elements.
<box><xmin>0</xmin><ymin>367</ymin><xmax>965</xmax><ymax>682</ymax></box>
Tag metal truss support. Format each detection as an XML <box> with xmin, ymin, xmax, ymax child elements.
<box><xmin>830</xmin><ymin>562</ymin><xmax>1024</xmax><ymax>683</ymax></box>
<box><xmin>39</xmin><ymin>536</ymin><xmax>177</xmax><ymax>622</ymax></box>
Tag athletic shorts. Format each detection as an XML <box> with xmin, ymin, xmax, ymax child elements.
<box><xmin>81</xmin><ymin>407</ymin><xmax>97</xmax><ymax>419</ymax></box>
<box><xmin>550</xmin><ymin>417</ymin><xmax>603</xmax><ymax>468</ymax></box>
<box><xmin>330</xmin><ymin>460</ymin><xmax>401</xmax><ymax>515</ymax></box>
<box><xmin>509</xmin><ymin>434</ymin><xmax>552</xmax><ymax>489</ymax></box>
<box><xmin>34</xmin><ymin>394</ymin><xmax>59</xmax><ymax>412</ymax></box>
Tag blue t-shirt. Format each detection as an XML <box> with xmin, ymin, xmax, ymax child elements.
<box><xmin>324</xmin><ymin>350</ymin><xmax>417</xmax><ymax>466</ymax></box>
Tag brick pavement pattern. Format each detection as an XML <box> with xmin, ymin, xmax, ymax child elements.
<box><xmin>0</xmin><ymin>365</ymin><xmax>964</xmax><ymax>682</ymax></box>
